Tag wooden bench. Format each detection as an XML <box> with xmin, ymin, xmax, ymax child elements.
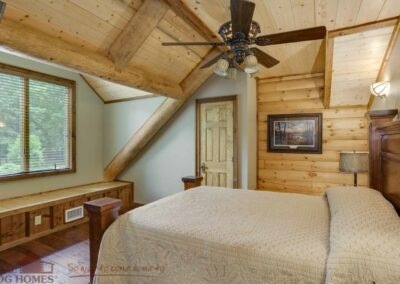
<box><xmin>0</xmin><ymin>181</ymin><xmax>133</xmax><ymax>251</ymax></box>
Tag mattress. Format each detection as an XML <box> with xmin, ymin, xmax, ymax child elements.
<box><xmin>94</xmin><ymin>187</ymin><xmax>330</xmax><ymax>283</ymax></box>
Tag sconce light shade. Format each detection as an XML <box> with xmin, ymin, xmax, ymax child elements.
<box><xmin>370</xmin><ymin>81</ymin><xmax>390</xmax><ymax>97</ymax></box>
<box><xmin>213</xmin><ymin>58</ymin><xmax>229</xmax><ymax>77</ymax></box>
<box><xmin>244</xmin><ymin>54</ymin><xmax>259</xmax><ymax>74</ymax></box>
<box><xmin>0</xmin><ymin>121</ymin><xmax>5</xmax><ymax>128</ymax></box>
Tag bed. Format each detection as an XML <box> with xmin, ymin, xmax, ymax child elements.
<box><xmin>86</xmin><ymin>119</ymin><xmax>400</xmax><ymax>284</ymax></box>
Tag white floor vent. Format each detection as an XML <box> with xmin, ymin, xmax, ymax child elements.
<box><xmin>65</xmin><ymin>206</ymin><xmax>84</xmax><ymax>223</ymax></box>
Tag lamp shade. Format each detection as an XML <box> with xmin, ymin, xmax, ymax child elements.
<box><xmin>339</xmin><ymin>151</ymin><xmax>369</xmax><ymax>173</ymax></box>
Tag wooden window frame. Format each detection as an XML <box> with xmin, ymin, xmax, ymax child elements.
<box><xmin>0</xmin><ymin>63</ymin><xmax>76</xmax><ymax>182</ymax></box>
<box><xmin>195</xmin><ymin>95</ymin><xmax>239</xmax><ymax>188</ymax></box>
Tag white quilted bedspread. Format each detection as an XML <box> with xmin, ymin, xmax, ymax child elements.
<box><xmin>94</xmin><ymin>187</ymin><xmax>330</xmax><ymax>284</ymax></box>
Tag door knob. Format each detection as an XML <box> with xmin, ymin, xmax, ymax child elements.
<box><xmin>201</xmin><ymin>163</ymin><xmax>208</xmax><ymax>173</ymax></box>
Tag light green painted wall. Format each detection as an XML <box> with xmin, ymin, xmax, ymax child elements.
<box><xmin>0</xmin><ymin>51</ymin><xmax>104</xmax><ymax>199</ymax></box>
<box><xmin>103</xmin><ymin>72</ymin><xmax>257</xmax><ymax>204</ymax></box>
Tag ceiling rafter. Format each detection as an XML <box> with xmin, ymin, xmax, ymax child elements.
<box><xmin>103</xmin><ymin>48</ymin><xmax>221</xmax><ymax>181</ymax></box>
<box><xmin>109</xmin><ymin>0</ymin><xmax>169</xmax><ymax>71</ymax></box>
<box><xmin>0</xmin><ymin>18</ymin><xmax>183</xmax><ymax>99</ymax></box>
<box><xmin>164</xmin><ymin>0</ymin><xmax>229</xmax><ymax>53</ymax></box>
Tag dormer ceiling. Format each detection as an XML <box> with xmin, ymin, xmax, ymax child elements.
<box><xmin>82</xmin><ymin>75</ymin><xmax>156</xmax><ymax>103</ymax></box>
<box><xmin>0</xmin><ymin>0</ymin><xmax>399</xmax><ymax>99</ymax></box>
<box><xmin>330</xmin><ymin>26</ymin><xmax>395</xmax><ymax>107</ymax></box>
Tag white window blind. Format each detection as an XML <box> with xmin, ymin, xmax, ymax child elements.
<box><xmin>0</xmin><ymin>66</ymin><xmax>73</xmax><ymax>178</ymax></box>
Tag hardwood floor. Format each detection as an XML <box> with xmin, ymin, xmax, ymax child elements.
<box><xmin>0</xmin><ymin>223</ymin><xmax>90</xmax><ymax>284</ymax></box>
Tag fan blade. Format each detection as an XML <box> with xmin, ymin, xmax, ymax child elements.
<box><xmin>251</xmin><ymin>48</ymin><xmax>279</xmax><ymax>68</ymax></box>
<box><xmin>241</xmin><ymin>1</ymin><xmax>256</xmax><ymax>35</ymax></box>
<box><xmin>255</xmin><ymin>26</ymin><xmax>327</xmax><ymax>46</ymax></box>
<box><xmin>200</xmin><ymin>52</ymin><xmax>226</xmax><ymax>69</ymax></box>
<box><xmin>162</xmin><ymin>42</ymin><xmax>227</xmax><ymax>46</ymax></box>
<box><xmin>231</xmin><ymin>0</ymin><xmax>244</xmax><ymax>34</ymax></box>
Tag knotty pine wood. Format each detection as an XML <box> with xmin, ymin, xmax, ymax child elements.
<box><xmin>109</xmin><ymin>0</ymin><xmax>169</xmax><ymax>71</ymax></box>
<box><xmin>330</xmin><ymin>25</ymin><xmax>395</xmax><ymax>107</ymax></box>
<box><xmin>0</xmin><ymin>181</ymin><xmax>133</xmax><ymax>251</ymax></box>
<box><xmin>257</xmin><ymin>74</ymin><xmax>369</xmax><ymax>195</ymax></box>
<box><xmin>27</xmin><ymin>208</ymin><xmax>52</xmax><ymax>237</ymax></box>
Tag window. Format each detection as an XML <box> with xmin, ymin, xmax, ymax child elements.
<box><xmin>0</xmin><ymin>63</ymin><xmax>75</xmax><ymax>180</ymax></box>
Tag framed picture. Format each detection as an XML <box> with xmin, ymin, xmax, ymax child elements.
<box><xmin>267</xmin><ymin>113</ymin><xmax>322</xmax><ymax>154</ymax></box>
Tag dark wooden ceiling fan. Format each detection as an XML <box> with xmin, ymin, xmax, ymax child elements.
<box><xmin>162</xmin><ymin>0</ymin><xmax>326</xmax><ymax>76</ymax></box>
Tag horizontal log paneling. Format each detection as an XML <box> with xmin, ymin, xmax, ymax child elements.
<box><xmin>257</xmin><ymin>74</ymin><xmax>369</xmax><ymax>195</ymax></box>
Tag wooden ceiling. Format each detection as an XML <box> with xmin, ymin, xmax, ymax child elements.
<box><xmin>82</xmin><ymin>75</ymin><xmax>156</xmax><ymax>103</ymax></box>
<box><xmin>1</xmin><ymin>0</ymin><xmax>400</xmax><ymax>101</ymax></box>
<box><xmin>330</xmin><ymin>26</ymin><xmax>394</xmax><ymax>107</ymax></box>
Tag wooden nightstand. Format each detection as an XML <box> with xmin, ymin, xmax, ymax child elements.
<box><xmin>182</xmin><ymin>176</ymin><xmax>203</xmax><ymax>190</ymax></box>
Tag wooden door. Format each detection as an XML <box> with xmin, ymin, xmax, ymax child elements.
<box><xmin>197</xmin><ymin>97</ymin><xmax>237</xmax><ymax>188</ymax></box>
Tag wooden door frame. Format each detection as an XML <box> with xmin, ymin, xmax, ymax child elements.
<box><xmin>195</xmin><ymin>95</ymin><xmax>239</xmax><ymax>188</ymax></box>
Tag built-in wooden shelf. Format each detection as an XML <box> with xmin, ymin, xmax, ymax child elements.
<box><xmin>0</xmin><ymin>181</ymin><xmax>133</xmax><ymax>251</ymax></box>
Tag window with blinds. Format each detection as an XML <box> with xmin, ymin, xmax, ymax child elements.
<box><xmin>0</xmin><ymin>64</ymin><xmax>75</xmax><ymax>180</ymax></box>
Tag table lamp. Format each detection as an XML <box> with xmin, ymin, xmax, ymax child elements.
<box><xmin>339</xmin><ymin>151</ymin><xmax>369</xmax><ymax>187</ymax></box>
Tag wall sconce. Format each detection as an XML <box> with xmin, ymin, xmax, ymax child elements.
<box><xmin>370</xmin><ymin>81</ymin><xmax>390</xmax><ymax>98</ymax></box>
<box><xmin>0</xmin><ymin>121</ymin><xmax>5</xmax><ymax>128</ymax></box>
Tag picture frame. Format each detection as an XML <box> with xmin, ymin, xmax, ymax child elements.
<box><xmin>267</xmin><ymin>113</ymin><xmax>322</xmax><ymax>154</ymax></box>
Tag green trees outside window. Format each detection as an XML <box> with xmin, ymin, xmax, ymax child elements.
<box><xmin>0</xmin><ymin>66</ymin><xmax>74</xmax><ymax>179</ymax></box>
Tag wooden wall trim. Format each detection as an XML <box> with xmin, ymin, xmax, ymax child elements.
<box><xmin>258</xmin><ymin>73</ymin><xmax>324</xmax><ymax>83</ymax></box>
<box><xmin>195</xmin><ymin>95</ymin><xmax>239</xmax><ymax>188</ymax></box>
<box><xmin>0</xmin><ymin>19</ymin><xmax>183</xmax><ymax>99</ymax></box>
<box><xmin>109</xmin><ymin>0</ymin><xmax>169</xmax><ymax>70</ymax></box>
<box><xmin>103</xmin><ymin>48</ymin><xmax>220</xmax><ymax>181</ymax></box>
<box><xmin>324</xmin><ymin>38</ymin><xmax>334</xmax><ymax>109</ymax></box>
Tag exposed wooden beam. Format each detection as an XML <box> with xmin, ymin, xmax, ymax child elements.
<box><xmin>109</xmin><ymin>0</ymin><xmax>169</xmax><ymax>70</ymax></box>
<box><xmin>164</xmin><ymin>0</ymin><xmax>228</xmax><ymax>53</ymax></box>
<box><xmin>329</xmin><ymin>17</ymin><xmax>398</xmax><ymax>38</ymax></box>
<box><xmin>324</xmin><ymin>38</ymin><xmax>334</xmax><ymax>108</ymax></box>
<box><xmin>0</xmin><ymin>19</ymin><xmax>183</xmax><ymax>99</ymax></box>
<box><xmin>368</xmin><ymin>17</ymin><xmax>400</xmax><ymax>109</ymax></box>
<box><xmin>103</xmin><ymin>48</ymin><xmax>220</xmax><ymax>181</ymax></box>
<box><xmin>164</xmin><ymin>0</ymin><xmax>219</xmax><ymax>43</ymax></box>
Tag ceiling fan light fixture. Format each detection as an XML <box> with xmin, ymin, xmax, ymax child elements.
<box><xmin>226</xmin><ymin>67</ymin><xmax>237</xmax><ymax>80</ymax></box>
<box><xmin>244</xmin><ymin>54</ymin><xmax>259</xmax><ymax>74</ymax></box>
<box><xmin>213</xmin><ymin>58</ymin><xmax>229</xmax><ymax>77</ymax></box>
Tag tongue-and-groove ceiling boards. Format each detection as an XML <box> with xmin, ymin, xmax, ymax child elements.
<box><xmin>1</xmin><ymin>0</ymin><xmax>400</xmax><ymax>105</ymax></box>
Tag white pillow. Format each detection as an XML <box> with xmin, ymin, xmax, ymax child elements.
<box><xmin>325</xmin><ymin>187</ymin><xmax>400</xmax><ymax>284</ymax></box>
